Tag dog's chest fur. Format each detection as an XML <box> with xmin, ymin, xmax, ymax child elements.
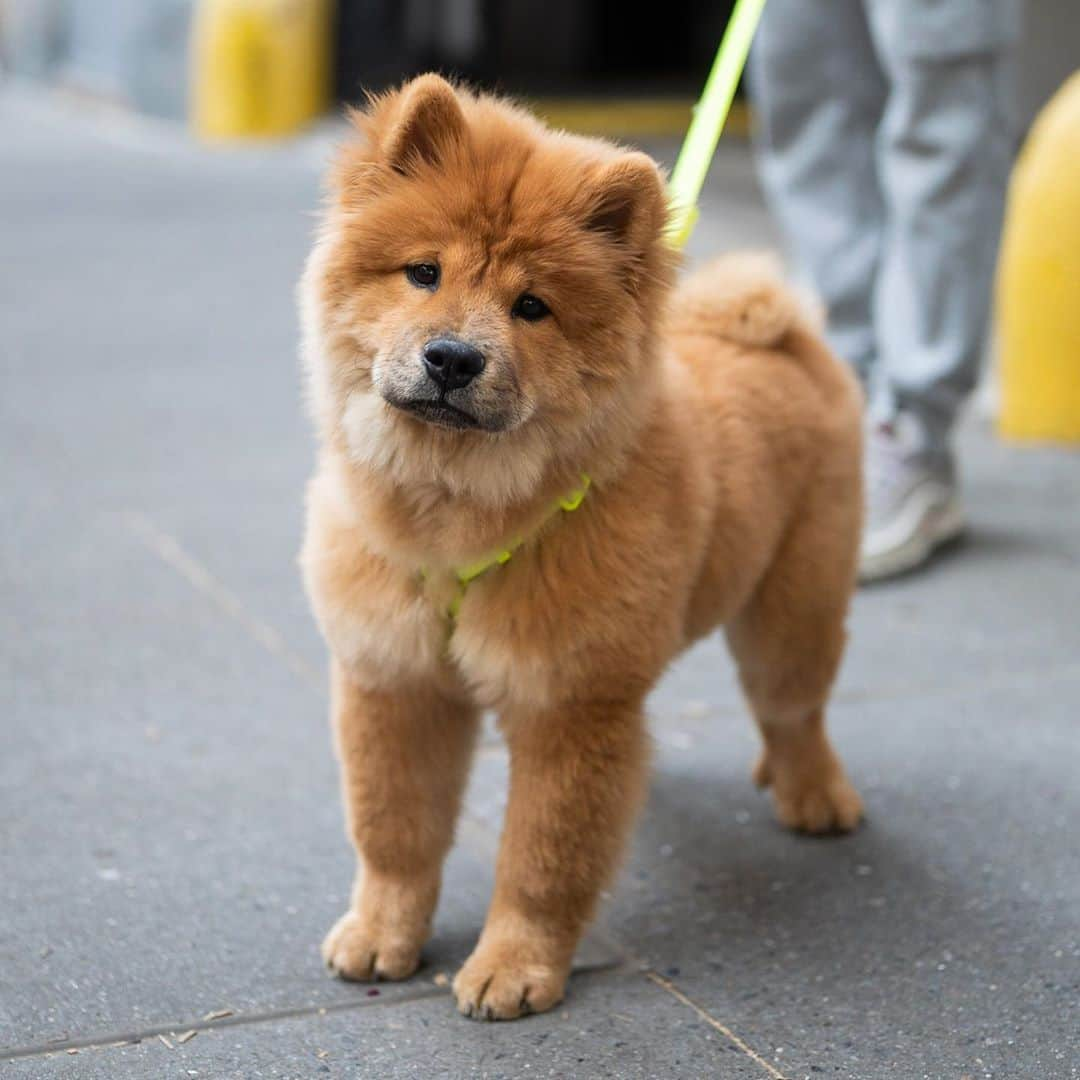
<box><xmin>303</xmin><ymin>511</ymin><xmax>563</xmax><ymax>711</ymax></box>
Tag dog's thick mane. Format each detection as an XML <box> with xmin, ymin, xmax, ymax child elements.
<box><xmin>302</xmin><ymin>78</ymin><xmax>680</xmax><ymax>528</ymax></box>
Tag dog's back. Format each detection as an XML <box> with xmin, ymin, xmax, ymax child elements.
<box><xmin>669</xmin><ymin>252</ymin><xmax>861</xmax><ymax>416</ymax></box>
<box><xmin>659</xmin><ymin>252</ymin><xmax>864</xmax><ymax>641</ymax></box>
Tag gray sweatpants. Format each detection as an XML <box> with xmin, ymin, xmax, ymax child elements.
<box><xmin>749</xmin><ymin>0</ymin><xmax>1020</xmax><ymax>450</ymax></box>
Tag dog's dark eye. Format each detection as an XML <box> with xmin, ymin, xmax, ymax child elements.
<box><xmin>406</xmin><ymin>263</ymin><xmax>440</xmax><ymax>289</ymax></box>
<box><xmin>513</xmin><ymin>293</ymin><xmax>550</xmax><ymax>321</ymax></box>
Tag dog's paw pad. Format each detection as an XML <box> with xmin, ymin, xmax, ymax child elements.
<box><xmin>453</xmin><ymin>946</ymin><xmax>565</xmax><ymax>1021</ymax></box>
<box><xmin>321</xmin><ymin>911</ymin><xmax>421</xmax><ymax>982</ymax></box>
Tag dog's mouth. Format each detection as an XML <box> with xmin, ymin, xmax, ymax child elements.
<box><xmin>393</xmin><ymin>397</ymin><xmax>481</xmax><ymax>430</ymax></box>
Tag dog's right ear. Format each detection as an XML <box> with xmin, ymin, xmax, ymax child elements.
<box><xmin>379</xmin><ymin>74</ymin><xmax>467</xmax><ymax>176</ymax></box>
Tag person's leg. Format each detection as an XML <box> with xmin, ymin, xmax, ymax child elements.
<box><xmin>749</xmin><ymin>0</ymin><xmax>888</xmax><ymax>383</ymax></box>
<box><xmin>857</xmin><ymin>0</ymin><xmax>1019</xmax><ymax>580</ymax></box>
<box><xmin>865</xmin><ymin>0</ymin><xmax>1019</xmax><ymax>446</ymax></box>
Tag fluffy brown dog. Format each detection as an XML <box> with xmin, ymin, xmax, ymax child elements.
<box><xmin>299</xmin><ymin>74</ymin><xmax>864</xmax><ymax>1021</ymax></box>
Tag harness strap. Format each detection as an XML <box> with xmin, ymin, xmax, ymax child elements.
<box><xmin>422</xmin><ymin>473</ymin><xmax>591</xmax><ymax>626</ymax></box>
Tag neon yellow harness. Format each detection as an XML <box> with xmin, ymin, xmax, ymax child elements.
<box><xmin>424</xmin><ymin>473</ymin><xmax>591</xmax><ymax>624</ymax></box>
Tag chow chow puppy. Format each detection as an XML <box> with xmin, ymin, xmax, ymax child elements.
<box><xmin>299</xmin><ymin>74</ymin><xmax>863</xmax><ymax>1021</ymax></box>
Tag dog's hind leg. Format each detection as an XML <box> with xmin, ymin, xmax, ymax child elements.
<box><xmin>725</xmin><ymin>486</ymin><xmax>863</xmax><ymax>834</ymax></box>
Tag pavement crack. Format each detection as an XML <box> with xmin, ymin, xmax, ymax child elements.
<box><xmin>645</xmin><ymin>971</ymin><xmax>789</xmax><ymax>1080</ymax></box>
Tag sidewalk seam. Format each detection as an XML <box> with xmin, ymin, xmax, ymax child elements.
<box><xmin>0</xmin><ymin>985</ymin><xmax>448</xmax><ymax>1063</ymax></box>
<box><xmin>645</xmin><ymin>971</ymin><xmax>789</xmax><ymax>1080</ymax></box>
<box><xmin>0</xmin><ymin>966</ymin><xmax>638</xmax><ymax>1063</ymax></box>
<box><xmin>123</xmin><ymin>510</ymin><xmax>323</xmax><ymax>688</ymax></box>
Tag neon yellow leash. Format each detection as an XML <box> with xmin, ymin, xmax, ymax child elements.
<box><xmin>667</xmin><ymin>0</ymin><xmax>768</xmax><ymax>249</ymax></box>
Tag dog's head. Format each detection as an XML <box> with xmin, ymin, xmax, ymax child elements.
<box><xmin>302</xmin><ymin>75</ymin><xmax>675</xmax><ymax>503</ymax></box>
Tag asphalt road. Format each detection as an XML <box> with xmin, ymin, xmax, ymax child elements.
<box><xmin>2</xmin><ymin>87</ymin><xmax>1078</xmax><ymax>1079</ymax></box>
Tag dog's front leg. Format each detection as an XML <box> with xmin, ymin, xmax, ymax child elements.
<box><xmin>322</xmin><ymin>660</ymin><xmax>479</xmax><ymax>982</ymax></box>
<box><xmin>454</xmin><ymin>698</ymin><xmax>649</xmax><ymax>1019</ymax></box>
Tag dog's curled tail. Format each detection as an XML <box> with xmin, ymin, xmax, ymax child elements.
<box><xmin>670</xmin><ymin>252</ymin><xmax>823</xmax><ymax>349</ymax></box>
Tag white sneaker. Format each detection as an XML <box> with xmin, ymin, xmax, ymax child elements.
<box><xmin>859</xmin><ymin>418</ymin><xmax>965</xmax><ymax>582</ymax></box>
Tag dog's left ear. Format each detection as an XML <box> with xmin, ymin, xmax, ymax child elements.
<box><xmin>579</xmin><ymin>152</ymin><xmax>667</xmax><ymax>259</ymax></box>
<box><xmin>382</xmin><ymin>74</ymin><xmax>467</xmax><ymax>175</ymax></box>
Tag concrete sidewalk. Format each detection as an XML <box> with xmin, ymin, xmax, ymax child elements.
<box><xmin>2</xmin><ymin>89</ymin><xmax>1078</xmax><ymax>1079</ymax></box>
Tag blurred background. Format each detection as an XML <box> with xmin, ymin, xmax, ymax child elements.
<box><xmin>2</xmin><ymin>3</ymin><xmax>1079</xmax><ymax>1078</ymax></box>
<box><xmin>1</xmin><ymin>0</ymin><xmax>1075</xmax><ymax>130</ymax></box>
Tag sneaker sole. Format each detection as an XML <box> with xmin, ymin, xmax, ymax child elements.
<box><xmin>859</xmin><ymin>489</ymin><xmax>965</xmax><ymax>583</ymax></box>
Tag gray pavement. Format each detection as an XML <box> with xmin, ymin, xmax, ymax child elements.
<box><xmin>2</xmin><ymin>88</ymin><xmax>1078</xmax><ymax>1080</ymax></box>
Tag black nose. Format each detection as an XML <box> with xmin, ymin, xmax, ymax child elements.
<box><xmin>422</xmin><ymin>338</ymin><xmax>486</xmax><ymax>391</ymax></box>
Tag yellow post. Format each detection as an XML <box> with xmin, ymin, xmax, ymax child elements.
<box><xmin>997</xmin><ymin>70</ymin><xmax>1080</xmax><ymax>443</ymax></box>
<box><xmin>191</xmin><ymin>0</ymin><xmax>333</xmax><ymax>140</ymax></box>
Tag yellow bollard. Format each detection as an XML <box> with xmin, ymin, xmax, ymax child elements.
<box><xmin>191</xmin><ymin>0</ymin><xmax>333</xmax><ymax>140</ymax></box>
<box><xmin>997</xmin><ymin>70</ymin><xmax>1080</xmax><ymax>443</ymax></box>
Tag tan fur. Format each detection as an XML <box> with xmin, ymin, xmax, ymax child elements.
<box><xmin>299</xmin><ymin>75</ymin><xmax>864</xmax><ymax>1021</ymax></box>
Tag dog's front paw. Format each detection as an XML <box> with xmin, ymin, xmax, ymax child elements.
<box><xmin>453</xmin><ymin>940</ymin><xmax>567</xmax><ymax>1021</ymax></box>
<box><xmin>321</xmin><ymin>910</ymin><xmax>422</xmax><ymax>982</ymax></box>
